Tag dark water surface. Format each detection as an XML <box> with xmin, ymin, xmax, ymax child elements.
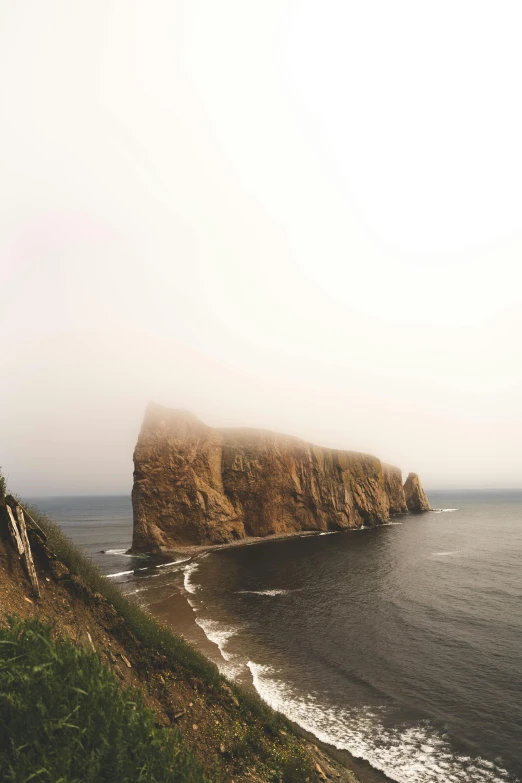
<box><xmin>29</xmin><ymin>491</ymin><xmax>522</xmax><ymax>783</ymax></box>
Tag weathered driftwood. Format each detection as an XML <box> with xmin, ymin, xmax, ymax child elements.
<box><xmin>6</xmin><ymin>495</ymin><xmax>47</xmax><ymax>543</ymax></box>
<box><xmin>5</xmin><ymin>504</ymin><xmax>24</xmax><ymax>556</ymax></box>
<box><xmin>15</xmin><ymin>504</ymin><xmax>40</xmax><ymax>598</ymax></box>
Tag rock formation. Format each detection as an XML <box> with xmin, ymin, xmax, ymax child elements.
<box><xmin>403</xmin><ymin>472</ymin><xmax>431</xmax><ymax>513</ymax></box>
<box><xmin>131</xmin><ymin>403</ymin><xmax>430</xmax><ymax>552</ymax></box>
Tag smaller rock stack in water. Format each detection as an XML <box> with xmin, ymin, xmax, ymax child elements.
<box><xmin>131</xmin><ymin>403</ymin><xmax>430</xmax><ymax>552</ymax></box>
<box><xmin>403</xmin><ymin>472</ymin><xmax>431</xmax><ymax>513</ymax></box>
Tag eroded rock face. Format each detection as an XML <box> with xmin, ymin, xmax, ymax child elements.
<box><xmin>131</xmin><ymin>404</ymin><xmax>429</xmax><ymax>552</ymax></box>
<box><xmin>403</xmin><ymin>472</ymin><xmax>431</xmax><ymax>513</ymax></box>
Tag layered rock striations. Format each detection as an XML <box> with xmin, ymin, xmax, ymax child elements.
<box><xmin>131</xmin><ymin>404</ymin><xmax>429</xmax><ymax>552</ymax></box>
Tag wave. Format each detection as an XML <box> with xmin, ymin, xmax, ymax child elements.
<box><xmin>183</xmin><ymin>562</ymin><xmax>200</xmax><ymax>594</ymax></box>
<box><xmin>107</xmin><ymin>566</ymin><xmax>161</xmax><ymax>578</ymax></box>
<box><xmin>107</xmin><ymin>570</ymin><xmax>133</xmax><ymax>578</ymax></box>
<box><xmin>238</xmin><ymin>589</ymin><xmax>289</xmax><ymax>596</ymax></box>
<box><xmin>247</xmin><ymin>662</ymin><xmax>513</xmax><ymax>783</ymax></box>
<box><xmin>109</xmin><ymin>558</ymin><xmax>192</xmax><ymax>580</ymax></box>
<box><xmin>432</xmin><ymin>551</ymin><xmax>462</xmax><ymax>557</ymax></box>
<box><xmin>433</xmin><ymin>509</ymin><xmax>458</xmax><ymax>513</ymax></box>
<box><xmin>158</xmin><ymin>558</ymin><xmax>191</xmax><ymax>568</ymax></box>
<box><xmin>195</xmin><ymin>618</ymin><xmax>237</xmax><ymax>661</ymax></box>
<box><xmin>195</xmin><ymin>617</ymin><xmax>244</xmax><ymax>677</ymax></box>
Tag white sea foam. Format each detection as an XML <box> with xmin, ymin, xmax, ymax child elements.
<box><xmin>104</xmin><ymin>548</ymin><xmax>127</xmax><ymax>555</ymax></box>
<box><xmin>107</xmin><ymin>570</ymin><xmax>133</xmax><ymax>578</ymax></box>
<box><xmin>238</xmin><ymin>589</ymin><xmax>289</xmax><ymax>596</ymax></box>
<box><xmin>433</xmin><ymin>508</ymin><xmax>458</xmax><ymax>513</ymax></box>
<box><xmin>195</xmin><ymin>618</ymin><xmax>244</xmax><ymax>677</ymax></box>
<box><xmin>432</xmin><ymin>551</ymin><xmax>462</xmax><ymax>557</ymax></box>
<box><xmin>247</xmin><ymin>662</ymin><xmax>512</xmax><ymax>783</ymax></box>
<box><xmin>157</xmin><ymin>558</ymin><xmax>191</xmax><ymax>568</ymax></box>
<box><xmin>183</xmin><ymin>562</ymin><xmax>200</xmax><ymax>594</ymax></box>
<box><xmin>195</xmin><ymin>618</ymin><xmax>237</xmax><ymax>661</ymax></box>
<box><xmin>319</xmin><ymin>531</ymin><xmax>338</xmax><ymax>536</ymax></box>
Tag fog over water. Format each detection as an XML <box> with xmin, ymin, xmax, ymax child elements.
<box><xmin>1</xmin><ymin>2</ymin><xmax>522</xmax><ymax>494</ymax></box>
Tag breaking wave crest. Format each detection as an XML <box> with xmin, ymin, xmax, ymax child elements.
<box><xmin>107</xmin><ymin>570</ymin><xmax>133</xmax><ymax>578</ymax></box>
<box><xmin>183</xmin><ymin>562</ymin><xmax>200</xmax><ymax>594</ymax></box>
<box><xmin>195</xmin><ymin>618</ymin><xmax>237</xmax><ymax>661</ymax></box>
<box><xmin>195</xmin><ymin>618</ymin><xmax>244</xmax><ymax>677</ymax></box>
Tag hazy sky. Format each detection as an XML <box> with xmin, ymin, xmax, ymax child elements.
<box><xmin>1</xmin><ymin>1</ymin><xmax>521</xmax><ymax>495</ymax></box>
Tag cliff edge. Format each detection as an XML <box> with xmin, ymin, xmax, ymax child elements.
<box><xmin>131</xmin><ymin>403</ymin><xmax>430</xmax><ymax>552</ymax></box>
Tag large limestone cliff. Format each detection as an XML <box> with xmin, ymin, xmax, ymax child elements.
<box><xmin>131</xmin><ymin>404</ymin><xmax>429</xmax><ymax>552</ymax></box>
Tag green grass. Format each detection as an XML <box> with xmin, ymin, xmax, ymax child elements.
<box><xmin>0</xmin><ymin>616</ymin><xmax>213</xmax><ymax>783</ymax></box>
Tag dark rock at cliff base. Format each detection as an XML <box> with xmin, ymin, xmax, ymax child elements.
<box><xmin>131</xmin><ymin>403</ymin><xmax>429</xmax><ymax>552</ymax></box>
<box><xmin>403</xmin><ymin>472</ymin><xmax>431</xmax><ymax>513</ymax></box>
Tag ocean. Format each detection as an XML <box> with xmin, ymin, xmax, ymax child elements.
<box><xmin>27</xmin><ymin>491</ymin><xmax>522</xmax><ymax>783</ymax></box>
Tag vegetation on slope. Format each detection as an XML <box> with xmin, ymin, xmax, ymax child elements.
<box><xmin>0</xmin><ymin>616</ymin><xmax>212</xmax><ymax>783</ymax></box>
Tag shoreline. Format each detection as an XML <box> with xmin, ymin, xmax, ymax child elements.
<box><xmin>155</xmin><ymin>545</ymin><xmax>397</xmax><ymax>783</ymax></box>
<box><xmin>128</xmin><ymin>515</ymin><xmax>411</xmax><ymax>559</ymax></box>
